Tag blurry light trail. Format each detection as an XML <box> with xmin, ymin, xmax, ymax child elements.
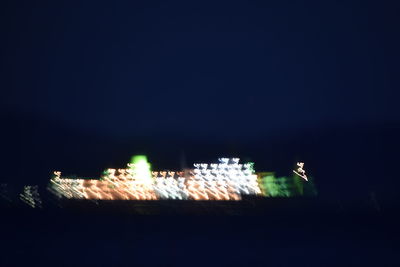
<box><xmin>20</xmin><ymin>185</ymin><xmax>42</xmax><ymax>208</ymax></box>
<box><xmin>48</xmin><ymin>157</ymin><xmax>315</xmax><ymax>201</ymax></box>
<box><xmin>293</xmin><ymin>162</ymin><xmax>308</xmax><ymax>181</ymax></box>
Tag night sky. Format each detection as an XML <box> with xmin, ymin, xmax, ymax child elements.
<box><xmin>1</xmin><ymin>1</ymin><xmax>400</xmax><ymax>266</ymax></box>
<box><xmin>2</xmin><ymin>0</ymin><xmax>398</xmax><ymax>136</ymax></box>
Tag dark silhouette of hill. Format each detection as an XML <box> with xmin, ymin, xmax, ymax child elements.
<box><xmin>1</xmin><ymin>109</ymin><xmax>399</xmax><ymax>209</ymax></box>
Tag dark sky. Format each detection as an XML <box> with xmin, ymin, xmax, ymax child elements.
<box><xmin>1</xmin><ymin>0</ymin><xmax>398</xmax><ymax>139</ymax></box>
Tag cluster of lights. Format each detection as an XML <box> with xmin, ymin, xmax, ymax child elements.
<box><xmin>153</xmin><ymin>172</ymin><xmax>189</xmax><ymax>200</ymax></box>
<box><xmin>49</xmin><ymin>157</ymin><xmax>265</xmax><ymax>201</ymax></box>
<box><xmin>20</xmin><ymin>185</ymin><xmax>42</xmax><ymax>208</ymax></box>
<box><xmin>50</xmin><ymin>168</ymin><xmax>157</xmax><ymax>201</ymax></box>
<box><xmin>186</xmin><ymin>158</ymin><xmax>261</xmax><ymax>200</ymax></box>
<box><xmin>48</xmin><ymin>156</ymin><xmax>315</xmax><ymax>201</ymax></box>
<box><xmin>0</xmin><ymin>159</ymin><xmax>315</xmax><ymax>209</ymax></box>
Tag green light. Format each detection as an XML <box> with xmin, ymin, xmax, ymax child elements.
<box><xmin>130</xmin><ymin>155</ymin><xmax>152</xmax><ymax>181</ymax></box>
<box><xmin>261</xmin><ymin>175</ymin><xmax>299</xmax><ymax>197</ymax></box>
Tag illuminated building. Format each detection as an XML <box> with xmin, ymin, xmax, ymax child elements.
<box><xmin>186</xmin><ymin>158</ymin><xmax>261</xmax><ymax>200</ymax></box>
<box><xmin>49</xmin><ymin>156</ymin><xmax>314</xmax><ymax>201</ymax></box>
<box><xmin>153</xmin><ymin>172</ymin><xmax>189</xmax><ymax>200</ymax></box>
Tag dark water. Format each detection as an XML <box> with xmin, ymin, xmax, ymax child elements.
<box><xmin>1</xmin><ymin>200</ymin><xmax>399</xmax><ymax>267</ymax></box>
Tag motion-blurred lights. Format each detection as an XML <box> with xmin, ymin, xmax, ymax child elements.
<box><xmin>20</xmin><ymin>185</ymin><xmax>42</xmax><ymax>208</ymax></box>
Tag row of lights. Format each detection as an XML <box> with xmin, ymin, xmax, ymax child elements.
<box><xmin>50</xmin><ymin>158</ymin><xmax>262</xmax><ymax>201</ymax></box>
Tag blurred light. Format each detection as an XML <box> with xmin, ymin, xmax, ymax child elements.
<box><xmin>20</xmin><ymin>185</ymin><xmax>42</xmax><ymax>208</ymax></box>
<box><xmin>48</xmin><ymin>157</ymin><xmax>314</xmax><ymax>201</ymax></box>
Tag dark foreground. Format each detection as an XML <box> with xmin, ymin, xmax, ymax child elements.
<box><xmin>1</xmin><ymin>199</ymin><xmax>399</xmax><ymax>267</ymax></box>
